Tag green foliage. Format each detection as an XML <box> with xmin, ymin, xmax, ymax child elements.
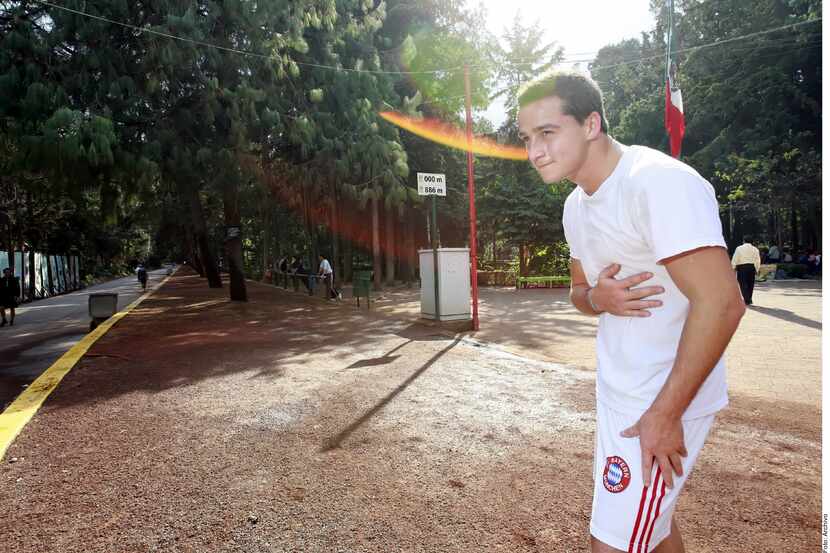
<box><xmin>592</xmin><ymin>0</ymin><xmax>821</xmax><ymax>250</ymax></box>
<box><xmin>777</xmin><ymin>263</ymin><xmax>810</xmax><ymax>278</ymax></box>
<box><xmin>0</xmin><ymin>0</ymin><xmax>821</xmax><ymax>288</ymax></box>
<box><xmin>527</xmin><ymin>242</ymin><xmax>571</xmax><ymax>276</ymax></box>
<box><xmin>472</xmin><ymin>18</ymin><xmax>568</xmax><ymax>271</ymax></box>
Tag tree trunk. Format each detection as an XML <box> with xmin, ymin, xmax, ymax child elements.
<box><xmin>223</xmin><ymin>178</ymin><xmax>247</xmax><ymax>301</ymax></box>
<box><xmin>45</xmin><ymin>254</ymin><xmax>54</xmax><ymax>296</ymax></box>
<box><xmin>188</xmin><ymin>187</ymin><xmax>221</xmax><ymax>287</ymax></box>
<box><xmin>331</xmin><ymin>188</ymin><xmax>341</xmax><ymax>285</ymax></box>
<box><xmin>492</xmin><ymin>223</ymin><xmax>498</xmax><ymax>263</ymax></box>
<box><xmin>272</xmin><ymin>206</ymin><xmax>281</xmax><ymax>271</ymax></box>
<box><xmin>301</xmin><ymin>181</ymin><xmax>319</xmax><ymax>268</ymax></box>
<box><xmin>191</xmin><ymin>238</ymin><xmax>205</xmax><ymax>276</ymax></box>
<box><xmin>27</xmin><ymin>248</ymin><xmax>35</xmax><ymax>299</ymax></box>
<box><xmin>403</xmin><ymin>204</ymin><xmax>416</xmax><ymax>286</ymax></box>
<box><xmin>372</xmin><ymin>191</ymin><xmax>382</xmax><ymax>291</ymax></box>
<box><xmin>343</xmin><ymin>202</ymin><xmax>353</xmax><ymax>283</ymax></box>
<box><xmin>261</xmin><ymin>207</ymin><xmax>269</xmax><ymax>279</ymax></box>
<box><xmin>790</xmin><ymin>198</ymin><xmax>798</xmax><ymax>252</ymax></box>
<box><xmin>775</xmin><ymin>208</ymin><xmax>783</xmax><ymax>251</ymax></box>
<box><xmin>184</xmin><ymin>225</ymin><xmax>204</xmax><ymax>276</ymax></box>
<box><xmin>519</xmin><ymin>243</ymin><xmax>527</xmax><ymax>277</ymax></box>
<box><xmin>815</xmin><ymin>202</ymin><xmax>822</xmax><ymax>251</ymax></box>
<box><xmin>385</xmin><ymin>203</ymin><xmax>395</xmax><ymax>284</ymax></box>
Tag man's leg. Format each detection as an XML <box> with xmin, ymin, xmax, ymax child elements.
<box><xmin>8</xmin><ymin>307</ymin><xmax>13</xmax><ymax>325</ymax></box>
<box><xmin>591</xmin><ymin>535</ymin><xmax>623</xmax><ymax>552</ymax></box>
<box><xmin>591</xmin><ymin>517</ymin><xmax>684</xmax><ymax>553</ymax></box>
<box><xmin>737</xmin><ymin>265</ymin><xmax>752</xmax><ymax>305</ymax></box>
<box><xmin>0</xmin><ymin>307</ymin><xmax>5</xmax><ymax>325</ymax></box>
<box><xmin>652</xmin><ymin>518</ymin><xmax>685</xmax><ymax>553</ymax></box>
<box><xmin>590</xmin><ymin>404</ymin><xmax>713</xmax><ymax>553</ymax></box>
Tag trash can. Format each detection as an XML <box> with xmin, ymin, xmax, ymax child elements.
<box><xmin>88</xmin><ymin>293</ymin><xmax>118</xmax><ymax>331</ymax></box>
<box><xmin>353</xmin><ymin>271</ymin><xmax>372</xmax><ymax>309</ymax></box>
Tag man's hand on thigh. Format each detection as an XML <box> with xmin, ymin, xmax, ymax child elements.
<box><xmin>621</xmin><ymin>410</ymin><xmax>687</xmax><ymax>488</ymax></box>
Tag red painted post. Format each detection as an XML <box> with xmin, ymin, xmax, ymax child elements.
<box><xmin>464</xmin><ymin>64</ymin><xmax>480</xmax><ymax>331</ymax></box>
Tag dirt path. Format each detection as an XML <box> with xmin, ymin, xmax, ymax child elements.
<box><xmin>0</xmin><ymin>272</ymin><xmax>820</xmax><ymax>552</ymax></box>
<box><xmin>370</xmin><ymin>279</ymin><xmax>822</xmax><ymax>408</ymax></box>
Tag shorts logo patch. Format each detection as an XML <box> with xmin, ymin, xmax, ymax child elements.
<box><xmin>602</xmin><ymin>456</ymin><xmax>631</xmax><ymax>493</ymax></box>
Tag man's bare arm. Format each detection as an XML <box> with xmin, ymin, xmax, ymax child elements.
<box><xmin>569</xmin><ymin>259</ymin><xmax>665</xmax><ymax>317</ymax></box>
<box><xmin>569</xmin><ymin>258</ymin><xmax>600</xmax><ymax>315</ymax></box>
<box><xmin>621</xmin><ymin>246</ymin><xmax>746</xmax><ymax>487</ymax></box>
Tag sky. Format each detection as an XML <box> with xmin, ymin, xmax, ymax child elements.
<box><xmin>476</xmin><ymin>0</ymin><xmax>657</xmax><ymax>125</ymax></box>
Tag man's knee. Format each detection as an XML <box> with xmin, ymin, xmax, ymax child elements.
<box><xmin>590</xmin><ymin>536</ymin><xmax>625</xmax><ymax>553</ymax></box>
<box><xmin>652</xmin><ymin>518</ymin><xmax>684</xmax><ymax>553</ymax></box>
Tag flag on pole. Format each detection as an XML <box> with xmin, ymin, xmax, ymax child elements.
<box><xmin>665</xmin><ymin>65</ymin><xmax>685</xmax><ymax>158</ymax></box>
<box><xmin>664</xmin><ymin>0</ymin><xmax>685</xmax><ymax>158</ymax></box>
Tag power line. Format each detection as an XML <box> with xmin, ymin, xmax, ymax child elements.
<box><xmin>29</xmin><ymin>0</ymin><xmax>822</xmax><ymax>79</ymax></box>
<box><xmin>588</xmin><ymin>18</ymin><xmax>821</xmax><ymax>72</ymax></box>
<box><xmin>474</xmin><ymin>19</ymin><xmax>822</xmax><ymax>71</ymax></box>
<box><xmin>33</xmin><ymin>0</ymin><xmax>463</xmax><ymax>76</ymax></box>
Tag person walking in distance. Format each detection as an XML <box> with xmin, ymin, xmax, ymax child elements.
<box><xmin>0</xmin><ymin>267</ymin><xmax>20</xmax><ymax>326</ymax></box>
<box><xmin>318</xmin><ymin>254</ymin><xmax>339</xmax><ymax>301</ymax></box>
<box><xmin>517</xmin><ymin>70</ymin><xmax>745</xmax><ymax>553</ymax></box>
<box><xmin>136</xmin><ymin>263</ymin><xmax>148</xmax><ymax>291</ymax></box>
<box><xmin>731</xmin><ymin>236</ymin><xmax>761</xmax><ymax>306</ymax></box>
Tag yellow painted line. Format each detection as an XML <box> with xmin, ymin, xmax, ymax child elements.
<box><xmin>0</xmin><ymin>271</ymin><xmax>176</xmax><ymax>461</ymax></box>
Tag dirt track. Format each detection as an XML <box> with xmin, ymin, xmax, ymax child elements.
<box><xmin>0</xmin><ymin>271</ymin><xmax>820</xmax><ymax>552</ymax></box>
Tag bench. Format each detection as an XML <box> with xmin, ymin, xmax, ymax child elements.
<box><xmin>516</xmin><ymin>276</ymin><xmax>570</xmax><ymax>289</ymax></box>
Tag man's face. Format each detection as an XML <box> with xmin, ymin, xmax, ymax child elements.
<box><xmin>518</xmin><ymin>95</ymin><xmax>592</xmax><ymax>185</ymax></box>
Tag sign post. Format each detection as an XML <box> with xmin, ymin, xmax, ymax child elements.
<box><xmin>417</xmin><ymin>172</ymin><xmax>446</xmax><ymax>320</ymax></box>
<box><xmin>464</xmin><ymin>64</ymin><xmax>480</xmax><ymax>331</ymax></box>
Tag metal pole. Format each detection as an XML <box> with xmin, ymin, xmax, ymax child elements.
<box><xmin>431</xmin><ymin>195</ymin><xmax>440</xmax><ymax>320</ymax></box>
<box><xmin>464</xmin><ymin>64</ymin><xmax>480</xmax><ymax>331</ymax></box>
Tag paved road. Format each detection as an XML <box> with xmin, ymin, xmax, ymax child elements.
<box><xmin>0</xmin><ymin>268</ymin><xmax>168</xmax><ymax>409</ymax></box>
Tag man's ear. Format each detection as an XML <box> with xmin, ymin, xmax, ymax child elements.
<box><xmin>585</xmin><ymin>112</ymin><xmax>603</xmax><ymax>140</ymax></box>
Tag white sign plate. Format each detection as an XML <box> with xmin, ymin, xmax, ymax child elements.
<box><xmin>417</xmin><ymin>172</ymin><xmax>446</xmax><ymax>196</ymax></box>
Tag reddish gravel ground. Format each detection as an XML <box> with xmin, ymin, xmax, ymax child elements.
<box><xmin>0</xmin><ymin>269</ymin><xmax>820</xmax><ymax>552</ymax></box>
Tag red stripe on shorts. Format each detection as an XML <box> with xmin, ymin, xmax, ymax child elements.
<box><xmin>643</xmin><ymin>479</ymin><xmax>668</xmax><ymax>551</ymax></box>
<box><xmin>634</xmin><ymin>467</ymin><xmax>662</xmax><ymax>553</ymax></box>
<box><xmin>627</xmin><ymin>482</ymin><xmax>650</xmax><ymax>553</ymax></box>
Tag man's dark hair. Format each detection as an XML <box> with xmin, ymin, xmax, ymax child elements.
<box><xmin>518</xmin><ymin>70</ymin><xmax>608</xmax><ymax>133</ymax></box>
<box><xmin>743</xmin><ymin>235</ymin><xmax>753</xmax><ymax>243</ymax></box>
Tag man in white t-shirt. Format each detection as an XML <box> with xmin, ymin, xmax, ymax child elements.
<box><xmin>517</xmin><ymin>71</ymin><xmax>746</xmax><ymax>553</ymax></box>
<box><xmin>731</xmin><ymin>236</ymin><xmax>761</xmax><ymax>305</ymax></box>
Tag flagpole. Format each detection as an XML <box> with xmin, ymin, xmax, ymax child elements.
<box><xmin>464</xmin><ymin>64</ymin><xmax>480</xmax><ymax>331</ymax></box>
<box><xmin>666</xmin><ymin>0</ymin><xmax>673</xmax><ymax>81</ymax></box>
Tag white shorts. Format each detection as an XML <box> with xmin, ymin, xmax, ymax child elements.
<box><xmin>590</xmin><ymin>402</ymin><xmax>715</xmax><ymax>553</ymax></box>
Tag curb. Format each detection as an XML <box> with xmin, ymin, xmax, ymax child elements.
<box><xmin>0</xmin><ymin>270</ymin><xmax>177</xmax><ymax>461</ymax></box>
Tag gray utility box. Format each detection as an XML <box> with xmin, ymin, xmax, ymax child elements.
<box><xmin>88</xmin><ymin>293</ymin><xmax>118</xmax><ymax>331</ymax></box>
<box><xmin>418</xmin><ymin>248</ymin><xmax>471</xmax><ymax>322</ymax></box>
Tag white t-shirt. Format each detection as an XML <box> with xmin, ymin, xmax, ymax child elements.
<box><xmin>319</xmin><ymin>259</ymin><xmax>333</xmax><ymax>275</ymax></box>
<box><xmin>563</xmin><ymin>145</ymin><xmax>728</xmax><ymax>419</ymax></box>
<box><xmin>731</xmin><ymin>243</ymin><xmax>761</xmax><ymax>271</ymax></box>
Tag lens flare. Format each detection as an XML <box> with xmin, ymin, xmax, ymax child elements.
<box><xmin>379</xmin><ymin>111</ymin><xmax>527</xmax><ymax>160</ymax></box>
